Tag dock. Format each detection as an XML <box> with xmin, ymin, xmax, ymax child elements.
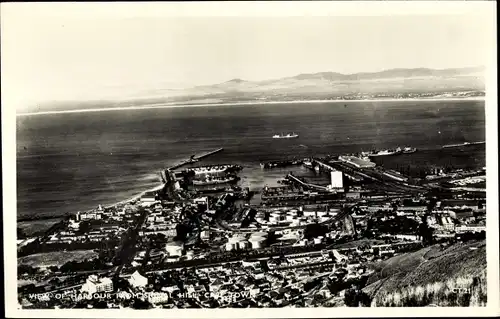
<box><xmin>286</xmin><ymin>173</ymin><xmax>330</xmax><ymax>192</ymax></box>
<box><xmin>168</xmin><ymin>148</ymin><xmax>224</xmax><ymax>170</ymax></box>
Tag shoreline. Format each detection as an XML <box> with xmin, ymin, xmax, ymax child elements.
<box><xmin>103</xmin><ymin>183</ymin><xmax>166</xmax><ymax>209</ymax></box>
<box><xmin>17</xmin><ymin>139</ymin><xmax>487</xmax><ymax>227</ymax></box>
<box><xmin>17</xmin><ymin>183</ymin><xmax>166</xmax><ymax>228</ymax></box>
<box><xmin>16</xmin><ymin>96</ymin><xmax>485</xmax><ymax>117</ymax></box>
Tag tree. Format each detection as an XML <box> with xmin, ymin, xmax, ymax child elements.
<box><xmin>344</xmin><ymin>288</ymin><xmax>359</xmax><ymax>307</ymax></box>
<box><xmin>344</xmin><ymin>288</ymin><xmax>372</xmax><ymax>307</ymax></box>
<box><xmin>18</xmin><ymin>264</ymin><xmax>38</xmax><ymax>275</ymax></box>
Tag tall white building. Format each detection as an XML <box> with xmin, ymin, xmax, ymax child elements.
<box><xmin>330</xmin><ymin>170</ymin><xmax>344</xmax><ymax>189</ymax></box>
<box><xmin>81</xmin><ymin>275</ymin><xmax>113</xmax><ymax>294</ymax></box>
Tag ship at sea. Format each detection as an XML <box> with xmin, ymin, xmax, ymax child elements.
<box><xmin>272</xmin><ymin>132</ymin><xmax>299</xmax><ymax>139</ymax></box>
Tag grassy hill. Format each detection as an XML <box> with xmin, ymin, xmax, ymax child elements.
<box><xmin>363</xmin><ymin>240</ymin><xmax>486</xmax><ymax>306</ymax></box>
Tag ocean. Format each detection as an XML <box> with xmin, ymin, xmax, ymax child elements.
<box><xmin>16</xmin><ymin>100</ymin><xmax>486</xmax><ymax>226</ymax></box>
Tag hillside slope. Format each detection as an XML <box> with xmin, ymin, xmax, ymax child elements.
<box><xmin>363</xmin><ymin>240</ymin><xmax>486</xmax><ymax>306</ymax></box>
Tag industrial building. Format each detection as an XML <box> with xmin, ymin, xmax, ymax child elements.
<box><xmin>330</xmin><ymin>170</ymin><xmax>344</xmax><ymax>191</ymax></box>
<box><xmin>165</xmin><ymin>241</ymin><xmax>184</xmax><ymax>257</ymax></box>
<box><xmin>80</xmin><ymin>275</ymin><xmax>113</xmax><ymax>295</ymax></box>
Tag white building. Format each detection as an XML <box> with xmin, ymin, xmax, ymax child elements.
<box><xmin>330</xmin><ymin>170</ymin><xmax>344</xmax><ymax>189</ymax></box>
<box><xmin>166</xmin><ymin>241</ymin><xmax>184</xmax><ymax>257</ymax></box>
<box><xmin>81</xmin><ymin>275</ymin><xmax>113</xmax><ymax>294</ymax></box>
<box><xmin>128</xmin><ymin>270</ymin><xmax>148</xmax><ymax>288</ymax></box>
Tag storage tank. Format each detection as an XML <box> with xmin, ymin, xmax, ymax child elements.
<box><xmin>250</xmin><ymin>232</ymin><xmax>266</xmax><ymax>238</ymax></box>
<box><xmin>238</xmin><ymin>240</ymin><xmax>250</xmax><ymax>250</ymax></box>
<box><xmin>225</xmin><ymin>242</ymin><xmax>236</xmax><ymax>251</ymax></box>
<box><xmin>249</xmin><ymin>236</ymin><xmax>266</xmax><ymax>249</ymax></box>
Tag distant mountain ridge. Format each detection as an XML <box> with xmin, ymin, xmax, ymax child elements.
<box><xmin>186</xmin><ymin>65</ymin><xmax>484</xmax><ymax>96</ymax></box>
<box><xmin>214</xmin><ymin>66</ymin><xmax>485</xmax><ymax>85</ymax></box>
<box><xmin>22</xmin><ymin>66</ymin><xmax>485</xmax><ymax>114</ymax></box>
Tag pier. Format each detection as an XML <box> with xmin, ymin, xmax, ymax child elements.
<box><xmin>196</xmin><ymin>148</ymin><xmax>224</xmax><ymax>160</ymax></box>
<box><xmin>168</xmin><ymin>148</ymin><xmax>224</xmax><ymax>170</ymax></box>
<box><xmin>286</xmin><ymin>173</ymin><xmax>330</xmax><ymax>192</ymax></box>
<box><xmin>312</xmin><ymin>159</ymin><xmax>336</xmax><ymax>172</ymax></box>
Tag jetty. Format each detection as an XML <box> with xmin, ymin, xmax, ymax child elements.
<box><xmin>168</xmin><ymin>148</ymin><xmax>224</xmax><ymax>170</ymax></box>
<box><xmin>286</xmin><ymin>173</ymin><xmax>330</xmax><ymax>192</ymax></box>
<box><xmin>442</xmin><ymin>141</ymin><xmax>485</xmax><ymax>149</ymax></box>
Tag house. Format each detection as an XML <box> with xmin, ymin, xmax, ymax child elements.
<box><xmin>128</xmin><ymin>271</ymin><xmax>148</xmax><ymax>288</ymax></box>
<box><xmin>162</xmin><ymin>285</ymin><xmax>179</xmax><ymax>294</ymax></box>
<box><xmin>148</xmin><ymin>292</ymin><xmax>170</xmax><ymax>305</ymax></box>
<box><xmin>250</xmin><ymin>285</ymin><xmax>261</xmax><ymax>297</ymax></box>
<box><xmin>455</xmin><ymin>224</ymin><xmax>486</xmax><ymax>233</ymax></box>
<box><xmin>185</xmin><ymin>284</ymin><xmax>196</xmax><ymax>294</ymax></box>
<box><xmin>210</xmin><ymin>278</ymin><xmax>225</xmax><ymax>292</ymax></box>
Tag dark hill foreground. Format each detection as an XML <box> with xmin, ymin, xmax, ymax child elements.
<box><xmin>363</xmin><ymin>240</ymin><xmax>486</xmax><ymax>307</ymax></box>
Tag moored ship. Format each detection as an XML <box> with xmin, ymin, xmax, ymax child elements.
<box><xmin>364</xmin><ymin>147</ymin><xmax>402</xmax><ymax>157</ymax></box>
<box><xmin>193</xmin><ymin>175</ymin><xmax>240</xmax><ymax>186</ymax></box>
<box><xmin>184</xmin><ymin>164</ymin><xmax>242</xmax><ymax>175</ymax></box>
<box><xmin>260</xmin><ymin>159</ymin><xmax>303</xmax><ymax>169</ymax></box>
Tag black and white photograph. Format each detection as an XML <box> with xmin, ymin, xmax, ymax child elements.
<box><xmin>2</xmin><ymin>1</ymin><xmax>498</xmax><ymax>318</ymax></box>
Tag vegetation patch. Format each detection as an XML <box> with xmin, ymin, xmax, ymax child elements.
<box><xmin>363</xmin><ymin>240</ymin><xmax>486</xmax><ymax>306</ymax></box>
<box><xmin>18</xmin><ymin>250</ymin><xmax>98</xmax><ymax>268</ymax></box>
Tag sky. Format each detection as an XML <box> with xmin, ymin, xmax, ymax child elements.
<box><xmin>1</xmin><ymin>2</ymin><xmax>495</xmax><ymax>111</ymax></box>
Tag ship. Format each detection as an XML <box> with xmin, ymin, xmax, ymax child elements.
<box><xmin>185</xmin><ymin>164</ymin><xmax>242</xmax><ymax>175</ymax></box>
<box><xmin>260</xmin><ymin>159</ymin><xmax>303</xmax><ymax>169</ymax></box>
<box><xmin>193</xmin><ymin>175</ymin><xmax>240</xmax><ymax>186</ymax></box>
<box><xmin>272</xmin><ymin>132</ymin><xmax>299</xmax><ymax>139</ymax></box>
<box><xmin>303</xmin><ymin>159</ymin><xmax>313</xmax><ymax>169</ymax></box>
<box><xmin>366</xmin><ymin>147</ymin><xmax>402</xmax><ymax>157</ymax></box>
<box><xmin>402</xmin><ymin>147</ymin><xmax>417</xmax><ymax>154</ymax></box>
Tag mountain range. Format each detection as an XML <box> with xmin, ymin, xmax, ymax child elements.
<box><xmin>25</xmin><ymin>66</ymin><xmax>485</xmax><ymax>114</ymax></box>
<box><xmin>184</xmin><ymin>66</ymin><xmax>484</xmax><ymax>95</ymax></box>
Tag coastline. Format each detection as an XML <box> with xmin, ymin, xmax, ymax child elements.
<box><xmin>103</xmin><ymin>183</ymin><xmax>166</xmax><ymax>209</ymax></box>
<box><xmin>16</xmin><ymin>96</ymin><xmax>485</xmax><ymax>117</ymax></box>
<box><xmin>17</xmin><ymin>183</ymin><xmax>166</xmax><ymax>231</ymax></box>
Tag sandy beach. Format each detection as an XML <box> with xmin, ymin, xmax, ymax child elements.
<box><xmin>16</xmin><ymin>96</ymin><xmax>485</xmax><ymax>117</ymax></box>
<box><xmin>104</xmin><ymin>183</ymin><xmax>166</xmax><ymax>209</ymax></box>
